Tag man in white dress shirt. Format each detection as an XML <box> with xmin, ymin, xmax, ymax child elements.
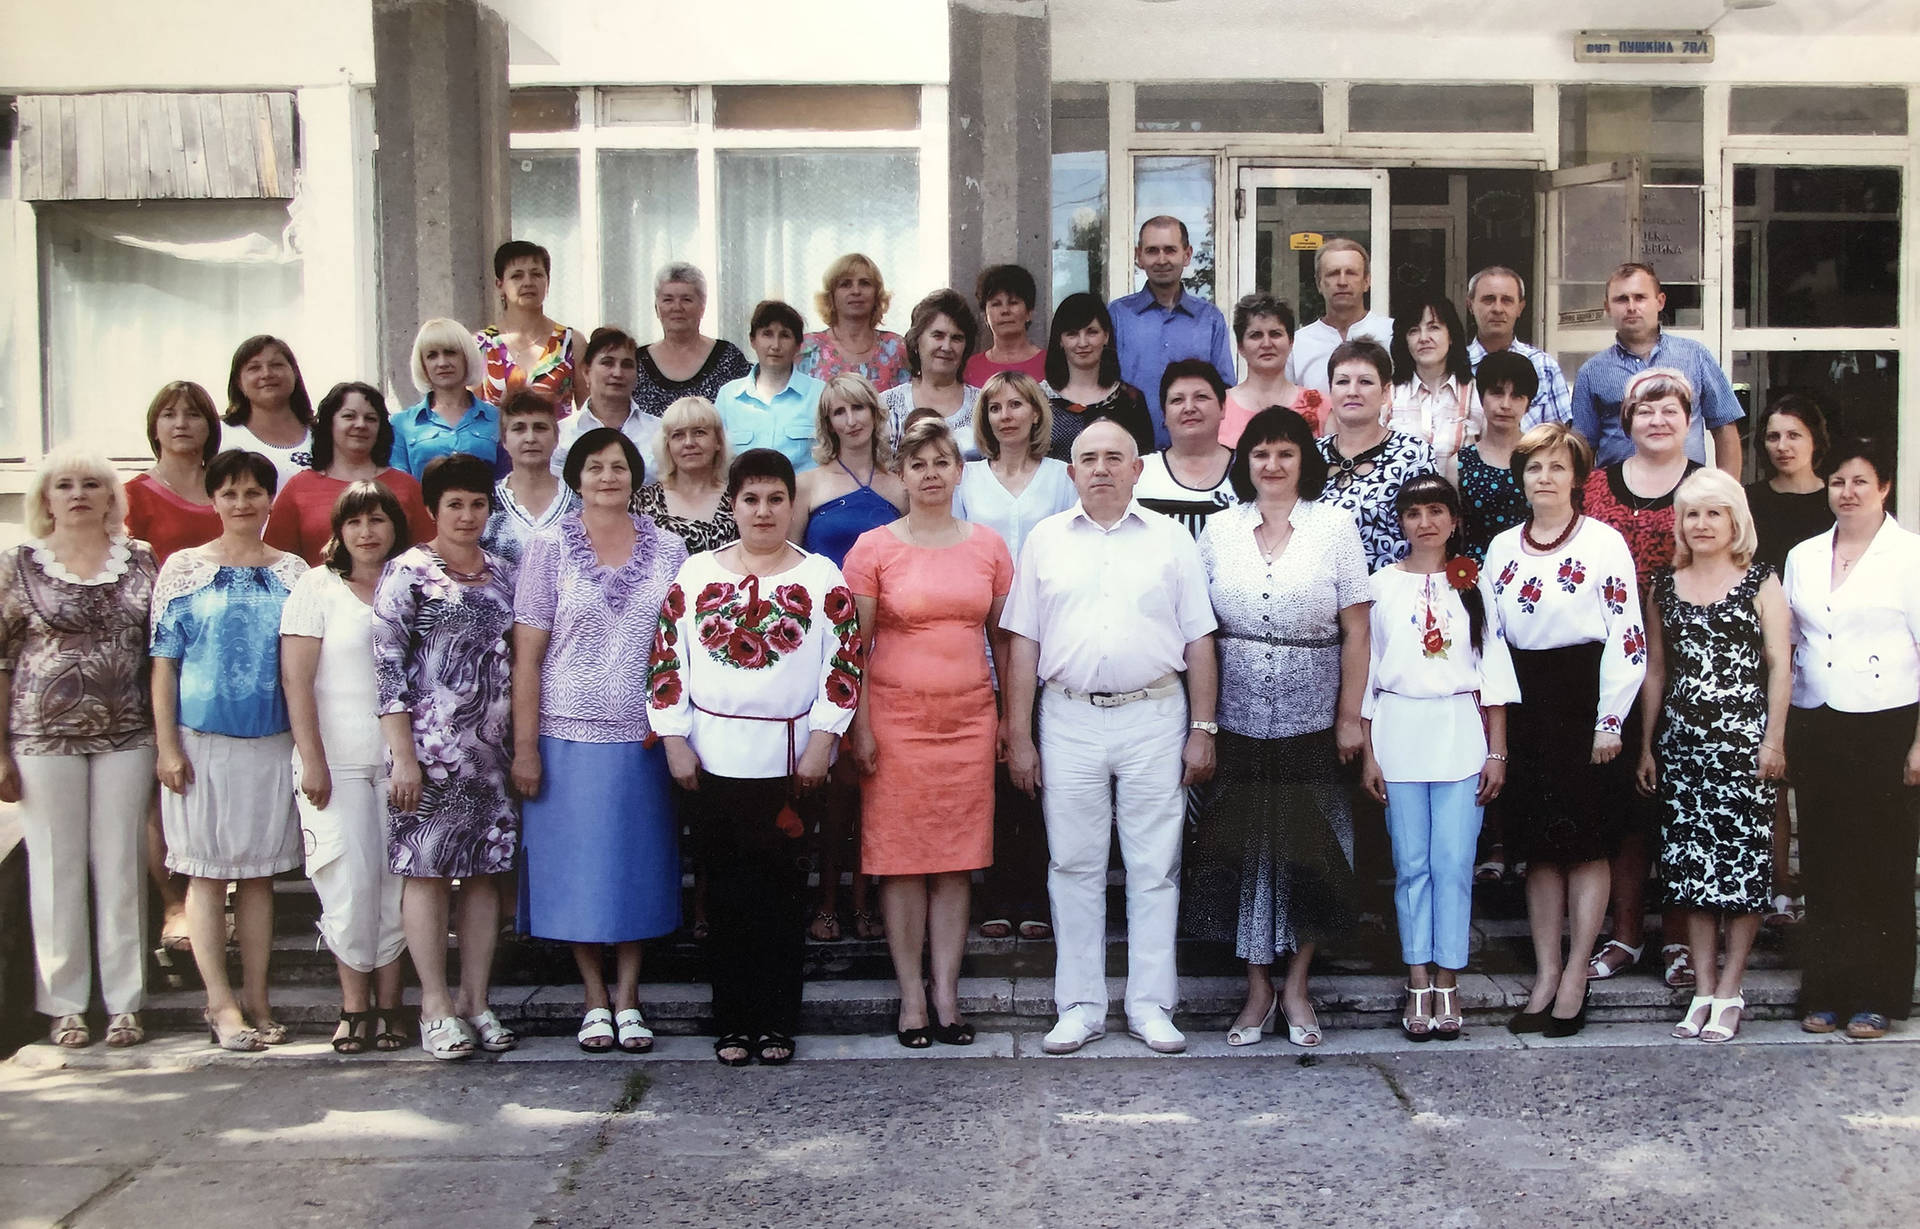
<box><xmin>1000</xmin><ymin>420</ymin><xmax>1220</xmax><ymax>1054</ymax></box>
<box><xmin>1285</xmin><ymin>238</ymin><xmax>1395</xmax><ymax>398</ymax></box>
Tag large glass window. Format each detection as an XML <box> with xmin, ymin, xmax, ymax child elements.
<box><xmin>1052</xmin><ymin>86</ymin><xmax>1107</xmax><ymax>304</ymax></box>
<box><xmin>1135</xmin><ymin>83</ymin><xmax>1320</xmax><ymax>134</ymax></box>
<box><xmin>717</xmin><ymin>150</ymin><xmax>920</xmax><ymax>335</ymax></box>
<box><xmin>1351</xmin><ymin>84</ymin><xmax>1532</xmax><ymax>133</ymax></box>
<box><xmin>1730</xmin><ymin>87</ymin><xmax>1908</xmax><ymax>137</ymax></box>
<box><xmin>1560</xmin><ymin>86</ymin><xmax>1704</xmax><ymax>184</ymax></box>
<box><xmin>1132</xmin><ymin>155</ymin><xmax>1216</xmax><ymax>301</ymax></box>
<box><xmin>1733</xmin><ymin>165</ymin><xmax>1900</xmax><ymax>329</ymax></box>
<box><xmin>508</xmin><ymin>151</ymin><xmax>585</xmax><ymax>335</ymax></box>
<box><xmin>41</xmin><ymin>201</ymin><xmax>301</xmax><ymax>459</ymax></box>
<box><xmin>599</xmin><ymin>151</ymin><xmax>698</xmax><ymax>336</ymax></box>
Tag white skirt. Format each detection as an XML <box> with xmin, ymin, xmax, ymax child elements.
<box><xmin>162</xmin><ymin>728</ymin><xmax>300</xmax><ymax>879</ymax></box>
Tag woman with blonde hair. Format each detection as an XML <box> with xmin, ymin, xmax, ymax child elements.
<box><xmin>393</xmin><ymin>318</ymin><xmax>501</xmax><ymax>478</ymax></box>
<box><xmin>0</xmin><ymin>447</ymin><xmax>159</xmax><ymax>1048</ymax></box>
<box><xmin>845</xmin><ymin>417</ymin><xmax>1014</xmax><ymax>1045</ymax></box>
<box><xmin>797</xmin><ymin>253</ymin><xmax>910</xmax><ymax>390</ymax></box>
<box><xmin>636</xmin><ymin>396</ymin><xmax>738</xmax><ymax>555</ymax></box>
<box><xmin>1636</xmin><ymin>468</ymin><xmax>1790</xmax><ymax>1043</ymax></box>
<box><xmin>793</xmin><ymin>373</ymin><xmax>905</xmax><ymax>943</ymax></box>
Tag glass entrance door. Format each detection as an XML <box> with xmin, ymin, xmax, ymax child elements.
<box><xmin>1234</xmin><ymin>168</ymin><xmax>1391</xmax><ymax>328</ymax></box>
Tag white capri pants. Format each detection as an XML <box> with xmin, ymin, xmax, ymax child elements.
<box><xmin>295</xmin><ymin>754</ymin><xmax>404</xmax><ymax>974</ymax></box>
<box><xmin>18</xmin><ymin>745</ymin><xmax>156</xmax><ymax>1016</ymax></box>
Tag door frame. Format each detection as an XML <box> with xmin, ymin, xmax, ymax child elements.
<box><xmin>1231</xmin><ymin>166</ymin><xmax>1392</xmax><ymax>327</ymax></box>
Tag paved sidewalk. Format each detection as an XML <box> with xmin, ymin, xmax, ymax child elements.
<box><xmin>4</xmin><ymin>1022</ymin><xmax>1918</xmax><ymax>1228</ymax></box>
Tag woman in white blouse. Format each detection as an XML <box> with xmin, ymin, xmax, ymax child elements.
<box><xmin>281</xmin><ymin>482</ymin><xmax>412</xmax><ymax>1054</ymax></box>
<box><xmin>1361</xmin><ymin>474</ymin><xmax>1517</xmax><ymax>1040</ymax></box>
<box><xmin>1386</xmin><ymin>296</ymin><xmax>1482</xmax><ymax>486</ymax></box>
<box><xmin>954</xmin><ymin>371</ymin><xmax>1074</xmax><ymax>940</ymax></box>
<box><xmin>1186</xmin><ymin>405</ymin><xmax>1370</xmax><ymax>1049</ymax></box>
<box><xmin>649</xmin><ymin>448</ymin><xmax>865</xmax><ymax>1066</ymax></box>
<box><xmin>1483</xmin><ymin>424</ymin><xmax>1646</xmax><ymax>1038</ymax></box>
<box><xmin>1782</xmin><ymin>436</ymin><xmax>1920</xmax><ymax>1040</ymax></box>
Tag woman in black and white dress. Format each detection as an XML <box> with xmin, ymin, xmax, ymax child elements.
<box><xmin>1314</xmin><ymin>339</ymin><xmax>1436</xmax><ymax>572</ymax></box>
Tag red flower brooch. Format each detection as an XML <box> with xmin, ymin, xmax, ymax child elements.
<box><xmin>1444</xmin><ymin>555</ymin><xmax>1480</xmax><ymax>592</ymax></box>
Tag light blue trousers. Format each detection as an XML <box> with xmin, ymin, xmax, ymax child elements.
<box><xmin>1384</xmin><ymin>777</ymin><xmax>1483</xmax><ymax>970</ymax></box>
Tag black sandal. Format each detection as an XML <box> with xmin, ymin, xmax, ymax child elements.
<box><xmin>756</xmin><ymin>1033</ymin><xmax>796</xmax><ymax>1066</ymax></box>
<box><xmin>931</xmin><ymin>1018</ymin><xmax>975</xmax><ymax>1046</ymax></box>
<box><xmin>331</xmin><ymin>1010</ymin><xmax>375</xmax><ymax>1055</ymax></box>
<box><xmin>372</xmin><ymin>1011</ymin><xmax>408</xmax><ymax>1052</ymax></box>
<box><xmin>714</xmin><ymin>1034</ymin><xmax>754</xmax><ymax>1067</ymax></box>
<box><xmin>896</xmin><ymin>1026</ymin><xmax>932</xmax><ymax>1049</ymax></box>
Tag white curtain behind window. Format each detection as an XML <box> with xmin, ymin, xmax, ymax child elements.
<box><xmin>599</xmin><ymin>150</ymin><xmax>699</xmax><ymax>340</ymax></box>
<box><xmin>42</xmin><ymin>201</ymin><xmax>302</xmax><ymax>460</ymax></box>
<box><xmin>718</xmin><ymin>150</ymin><xmax>921</xmax><ymax>340</ymax></box>
<box><xmin>508</xmin><ymin>152</ymin><xmax>585</xmax><ymax>337</ymax></box>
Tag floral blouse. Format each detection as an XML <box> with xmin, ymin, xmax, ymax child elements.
<box><xmin>477</xmin><ymin>323</ymin><xmax>578</xmax><ymax>408</ymax></box>
<box><xmin>647</xmin><ymin>549</ymin><xmax>864</xmax><ymax>780</ymax></box>
<box><xmin>796</xmin><ymin>330</ymin><xmax>911</xmax><ymax>390</ymax></box>
<box><xmin>0</xmin><ymin>538</ymin><xmax>157</xmax><ymax>755</ymax></box>
<box><xmin>151</xmin><ymin>547</ymin><xmax>307</xmax><ymax>739</ymax></box>
<box><xmin>1484</xmin><ymin>517</ymin><xmax>1647</xmax><ymax>733</ymax></box>
<box><xmin>514</xmin><ymin>514</ymin><xmax>686</xmax><ymax>743</ymax></box>
<box><xmin>1581</xmin><ymin>462</ymin><xmax>1700</xmax><ymax>593</ymax></box>
<box><xmin>632</xmin><ymin>483</ymin><xmax>739</xmax><ymax>556</ymax></box>
<box><xmin>1315</xmin><ymin>430</ymin><xmax>1437</xmax><ymax>573</ymax></box>
<box><xmin>1199</xmin><ymin>500</ymin><xmax>1369</xmax><ymax>740</ymax></box>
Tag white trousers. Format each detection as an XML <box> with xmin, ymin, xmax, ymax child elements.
<box><xmin>1038</xmin><ymin>687</ymin><xmax>1186</xmax><ymax>1021</ymax></box>
<box><xmin>295</xmin><ymin>758</ymin><xmax>405</xmax><ymax>974</ymax></box>
<box><xmin>18</xmin><ymin>746</ymin><xmax>156</xmax><ymax>1015</ymax></box>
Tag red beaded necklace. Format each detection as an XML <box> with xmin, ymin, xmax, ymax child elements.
<box><xmin>1522</xmin><ymin>514</ymin><xmax>1581</xmax><ymax>553</ymax></box>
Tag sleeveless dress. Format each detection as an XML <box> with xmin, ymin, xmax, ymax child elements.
<box><xmin>802</xmin><ymin>462</ymin><xmax>899</xmax><ymax>567</ymax></box>
<box><xmin>1651</xmin><ymin>563</ymin><xmax>1778</xmax><ymax>913</ymax></box>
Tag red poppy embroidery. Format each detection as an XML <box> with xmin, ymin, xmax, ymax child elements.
<box><xmin>765</xmin><ymin>616</ymin><xmax>805</xmax><ymax>655</ymax></box>
<box><xmin>773</xmin><ymin>583</ymin><xmax>812</xmax><ymax>619</ymax></box>
<box><xmin>1496</xmin><ymin>560</ymin><xmax>1518</xmax><ymax>593</ymax></box>
<box><xmin>825</xmin><ymin>667</ymin><xmax>860</xmax><ymax>709</ymax></box>
<box><xmin>725</xmin><ymin>628</ymin><xmax>769</xmax><ymax>669</ymax></box>
<box><xmin>1622</xmin><ymin>624</ymin><xmax>1647</xmax><ymax>664</ymax></box>
<box><xmin>647</xmin><ymin>670</ymin><xmax>682</xmax><ymax>709</ymax></box>
<box><xmin>1601</xmin><ymin>576</ymin><xmax>1628</xmax><ymax>614</ymax></box>
<box><xmin>1556</xmin><ymin>558</ymin><xmax>1587</xmax><ymax>593</ymax></box>
<box><xmin>663</xmin><ymin>583</ymin><xmax>686</xmax><ymax>621</ymax></box>
<box><xmin>1600</xmin><ymin>714</ymin><xmax>1622</xmax><ymax>733</ymax></box>
<box><xmin>696</xmin><ymin>581</ymin><xmax>735</xmax><ymax>614</ymax></box>
<box><xmin>824</xmin><ymin>586</ymin><xmax>856</xmax><ymax>626</ymax></box>
<box><xmin>1517</xmin><ymin>578</ymin><xmax>1543</xmax><ymax>613</ymax></box>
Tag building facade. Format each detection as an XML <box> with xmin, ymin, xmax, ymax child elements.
<box><xmin>2</xmin><ymin>0</ymin><xmax>1917</xmax><ymax>519</ymax></box>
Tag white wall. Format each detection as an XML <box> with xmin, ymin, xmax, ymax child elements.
<box><xmin>0</xmin><ymin>1</ymin><xmax>375</xmax><ymax>90</ymax></box>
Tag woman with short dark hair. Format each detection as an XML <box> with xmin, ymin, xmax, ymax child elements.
<box><xmin>513</xmin><ymin>427</ymin><xmax>687</xmax><ymax>1055</ymax></box>
<box><xmin>651</xmin><ymin>447</ymin><xmax>865</xmax><ymax>1065</ymax></box>
<box><xmin>374</xmin><ymin>452</ymin><xmax>519</xmax><ymax>1059</ymax></box>
<box><xmin>1222</xmin><ymin>294</ymin><xmax>1321</xmax><ymax>444</ymax></box>
<box><xmin>1315</xmin><ymin>340</ymin><xmax>1437</xmax><ymax>572</ymax></box>
<box><xmin>478</xmin><ymin>239</ymin><xmax>584</xmax><ymax>408</ymax></box>
<box><xmin>966</xmin><ymin>264</ymin><xmax>1045</xmax><ymax>386</ymax></box>
<box><xmin>881</xmin><ymin>289</ymin><xmax>982</xmax><ymax>458</ymax></box>
<box><xmin>1186</xmin><ymin>406</ymin><xmax>1370</xmax><ymax>1049</ymax></box>
<box><xmin>1042</xmin><ymin>292</ymin><xmax>1155</xmax><ymax>461</ymax></box>
<box><xmin>221</xmin><ymin>337</ymin><xmax>315</xmax><ymax>488</ymax></box>
<box><xmin>152</xmin><ymin>448</ymin><xmax>309</xmax><ymax>1050</ymax></box>
<box><xmin>1783</xmin><ymin>437</ymin><xmax>1920</xmax><ymax>1040</ymax></box>
<box><xmin>265</xmin><ymin>382</ymin><xmax>435</xmax><ymax>566</ymax></box>
<box><xmin>281</xmin><ymin>480</ymin><xmax>413</xmax><ymax>1053</ymax></box>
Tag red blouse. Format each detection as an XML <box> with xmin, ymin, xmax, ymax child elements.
<box><xmin>1580</xmin><ymin>462</ymin><xmax>1700</xmax><ymax>593</ymax></box>
<box><xmin>123</xmin><ymin>474</ymin><xmax>222</xmax><ymax>565</ymax></box>
<box><xmin>263</xmin><ymin>469</ymin><xmax>437</xmax><ymax>567</ymax></box>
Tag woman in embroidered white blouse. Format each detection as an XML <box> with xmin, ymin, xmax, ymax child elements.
<box><xmin>1782</xmin><ymin>436</ymin><xmax>1920</xmax><ymax>1040</ymax></box>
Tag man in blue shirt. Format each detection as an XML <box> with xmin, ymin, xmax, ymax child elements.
<box><xmin>1571</xmin><ymin>263</ymin><xmax>1743</xmax><ymax>474</ymax></box>
<box><xmin>1109</xmin><ymin>216</ymin><xmax>1236</xmax><ymax>448</ymax></box>
<box><xmin>713</xmin><ymin>299</ymin><xmax>824</xmax><ymax>473</ymax></box>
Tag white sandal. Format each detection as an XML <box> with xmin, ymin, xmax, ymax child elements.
<box><xmin>1226</xmin><ymin>998</ymin><xmax>1278</xmax><ymax>1047</ymax></box>
<box><xmin>577</xmin><ymin>1007</ymin><xmax>616</xmax><ymax>1054</ymax></box>
<box><xmin>1700</xmin><ymin>995</ymin><xmax>1744</xmax><ymax>1043</ymax></box>
<box><xmin>1586</xmin><ymin>939</ymin><xmax>1643</xmax><ymax>980</ymax></box>
<box><xmin>615</xmin><ymin>1008</ymin><xmax>655</xmax><ymax>1054</ymax></box>
<box><xmin>465</xmin><ymin>1009</ymin><xmax>517</xmax><ymax>1052</ymax></box>
<box><xmin>1671</xmin><ymin>994</ymin><xmax>1714</xmax><ymax>1039</ymax></box>
<box><xmin>420</xmin><ymin>1015</ymin><xmax>475</xmax><ymax>1061</ymax></box>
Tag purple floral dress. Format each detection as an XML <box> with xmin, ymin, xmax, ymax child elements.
<box><xmin>372</xmin><ymin>544</ymin><xmax>518</xmax><ymax>877</ymax></box>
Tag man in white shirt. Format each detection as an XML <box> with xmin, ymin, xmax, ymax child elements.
<box><xmin>1464</xmin><ymin>265</ymin><xmax>1572</xmax><ymax>431</ymax></box>
<box><xmin>1000</xmin><ymin>420</ymin><xmax>1220</xmax><ymax>1055</ymax></box>
<box><xmin>1285</xmin><ymin>238</ymin><xmax>1395</xmax><ymax>397</ymax></box>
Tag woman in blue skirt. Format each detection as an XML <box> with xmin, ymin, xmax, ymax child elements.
<box><xmin>510</xmin><ymin>427</ymin><xmax>688</xmax><ymax>1054</ymax></box>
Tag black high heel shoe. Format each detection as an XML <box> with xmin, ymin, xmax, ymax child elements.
<box><xmin>1543</xmin><ymin>985</ymin><xmax>1591</xmax><ymax>1038</ymax></box>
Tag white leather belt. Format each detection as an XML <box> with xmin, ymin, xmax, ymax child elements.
<box><xmin>1045</xmin><ymin>672</ymin><xmax>1181</xmax><ymax>708</ymax></box>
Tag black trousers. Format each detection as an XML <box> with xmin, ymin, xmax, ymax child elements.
<box><xmin>975</xmin><ymin>765</ymin><xmax>1050</xmax><ymax>923</ymax></box>
<box><xmin>693</xmin><ymin>772</ymin><xmax>807</xmax><ymax>1038</ymax></box>
<box><xmin>1788</xmin><ymin>704</ymin><xmax>1920</xmax><ymax>1020</ymax></box>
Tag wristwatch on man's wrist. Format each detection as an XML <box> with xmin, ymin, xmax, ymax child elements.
<box><xmin>1190</xmin><ymin>720</ymin><xmax>1219</xmax><ymax>735</ymax></box>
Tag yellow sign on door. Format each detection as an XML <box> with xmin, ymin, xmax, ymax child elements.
<box><xmin>1288</xmin><ymin>232</ymin><xmax>1325</xmax><ymax>251</ymax></box>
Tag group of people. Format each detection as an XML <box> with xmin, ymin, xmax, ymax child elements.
<box><xmin>9</xmin><ymin>230</ymin><xmax>1913</xmax><ymax>1065</ymax></box>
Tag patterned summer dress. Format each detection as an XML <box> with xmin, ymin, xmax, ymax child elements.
<box><xmin>476</xmin><ymin>323</ymin><xmax>578</xmax><ymax>409</ymax></box>
<box><xmin>1315</xmin><ymin>430</ymin><xmax>1438</xmax><ymax>573</ymax></box>
<box><xmin>371</xmin><ymin>545</ymin><xmax>518</xmax><ymax>878</ymax></box>
<box><xmin>632</xmin><ymin>483</ymin><xmax>739</xmax><ymax>555</ymax></box>
<box><xmin>1651</xmin><ymin>564</ymin><xmax>1778</xmax><ymax>913</ymax></box>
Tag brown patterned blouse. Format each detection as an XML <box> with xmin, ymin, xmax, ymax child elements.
<box><xmin>0</xmin><ymin>537</ymin><xmax>158</xmax><ymax>755</ymax></box>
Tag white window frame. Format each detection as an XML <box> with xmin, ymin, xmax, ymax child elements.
<box><xmin>509</xmin><ymin>84</ymin><xmax>947</xmax><ymax>339</ymax></box>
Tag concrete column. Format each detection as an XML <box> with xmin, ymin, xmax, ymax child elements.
<box><xmin>371</xmin><ymin>0</ymin><xmax>510</xmax><ymax>399</ymax></box>
<box><xmin>948</xmin><ymin>0</ymin><xmax>1053</xmax><ymax>324</ymax></box>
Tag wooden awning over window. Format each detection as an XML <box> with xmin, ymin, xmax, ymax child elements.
<box><xmin>14</xmin><ymin>92</ymin><xmax>296</xmax><ymax>202</ymax></box>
